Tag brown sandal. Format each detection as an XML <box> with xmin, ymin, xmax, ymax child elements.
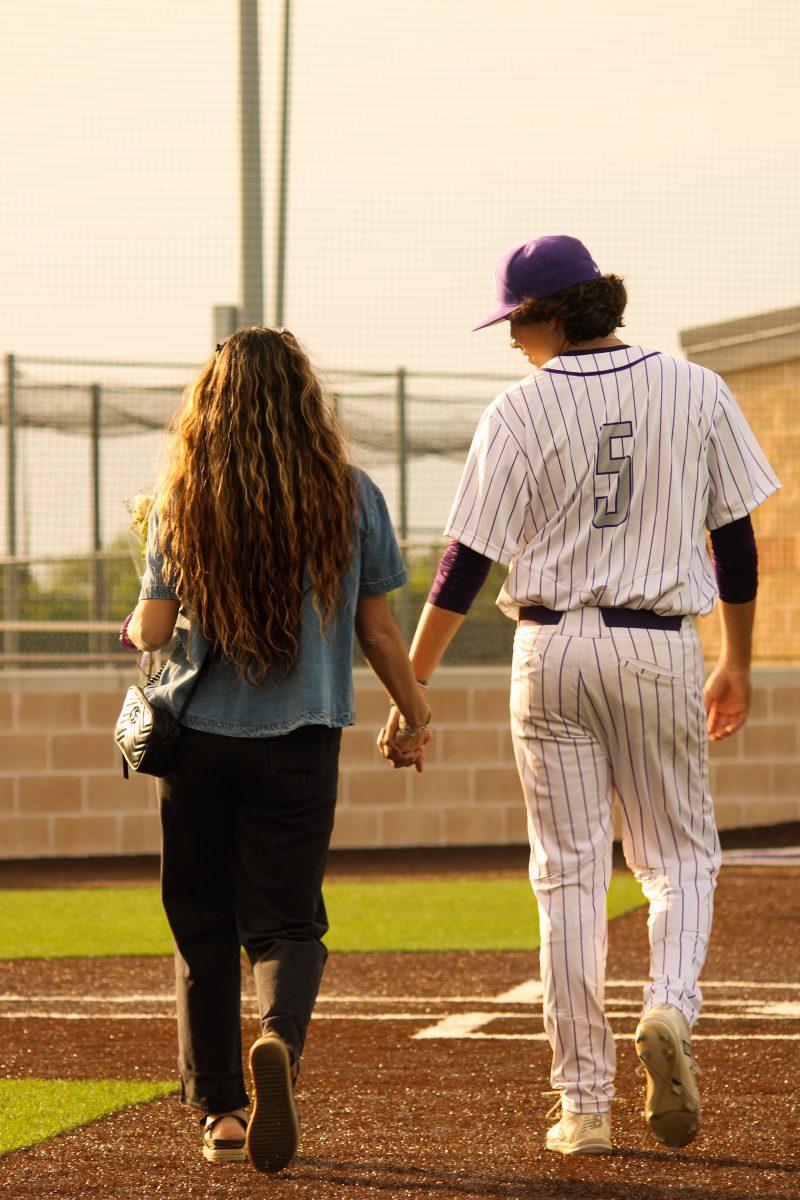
<box><xmin>201</xmin><ymin>1110</ymin><xmax>248</xmax><ymax>1164</ymax></box>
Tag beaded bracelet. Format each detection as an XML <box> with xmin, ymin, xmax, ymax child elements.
<box><xmin>119</xmin><ymin>613</ymin><xmax>137</xmax><ymax>651</ymax></box>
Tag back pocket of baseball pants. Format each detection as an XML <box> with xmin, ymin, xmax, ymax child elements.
<box><xmin>619</xmin><ymin>657</ymin><xmax>679</xmax><ymax>683</ymax></box>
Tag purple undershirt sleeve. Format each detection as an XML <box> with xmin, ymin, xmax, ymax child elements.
<box><xmin>427</xmin><ymin>540</ymin><xmax>494</xmax><ymax>615</ymax></box>
<box><xmin>709</xmin><ymin>514</ymin><xmax>758</xmax><ymax>604</ymax></box>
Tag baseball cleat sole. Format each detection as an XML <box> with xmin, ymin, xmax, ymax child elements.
<box><xmin>545</xmin><ymin>1139</ymin><xmax>613</xmax><ymax>1156</ymax></box>
<box><xmin>544</xmin><ymin>1109</ymin><xmax>612</xmax><ymax>1155</ymax></box>
<box><xmin>246</xmin><ymin>1033</ymin><xmax>300</xmax><ymax>1174</ymax></box>
<box><xmin>635</xmin><ymin>1014</ymin><xmax>700</xmax><ymax>1149</ymax></box>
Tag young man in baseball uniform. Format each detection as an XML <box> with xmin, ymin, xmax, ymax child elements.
<box><xmin>380</xmin><ymin>235</ymin><xmax>780</xmax><ymax>1154</ymax></box>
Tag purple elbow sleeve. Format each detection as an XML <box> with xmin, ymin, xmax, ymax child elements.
<box><xmin>427</xmin><ymin>540</ymin><xmax>493</xmax><ymax>615</ymax></box>
<box><xmin>709</xmin><ymin>515</ymin><xmax>758</xmax><ymax>604</ymax></box>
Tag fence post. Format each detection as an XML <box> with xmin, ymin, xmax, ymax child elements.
<box><xmin>395</xmin><ymin>368</ymin><xmax>413</xmax><ymax>640</ymax></box>
<box><xmin>396</xmin><ymin>367</ymin><xmax>408</xmax><ymax>541</ymax></box>
<box><xmin>89</xmin><ymin>383</ymin><xmax>104</xmax><ymax>655</ymax></box>
<box><xmin>3</xmin><ymin>354</ymin><xmax>19</xmax><ymax>658</ymax></box>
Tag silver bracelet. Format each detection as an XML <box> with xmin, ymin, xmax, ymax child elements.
<box><xmin>397</xmin><ymin>710</ymin><xmax>432</xmax><ymax>736</ymax></box>
<box><xmin>415</xmin><ymin>678</ymin><xmax>429</xmax><ymax>689</ymax></box>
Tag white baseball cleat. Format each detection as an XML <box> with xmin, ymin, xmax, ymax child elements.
<box><xmin>635</xmin><ymin>1003</ymin><xmax>701</xmax><ymax>1149</ymax></box>
<box><xmin>544</xmin><ymin>1099</ymin><xmax>612</xmax><ymax>1155</ymax></box>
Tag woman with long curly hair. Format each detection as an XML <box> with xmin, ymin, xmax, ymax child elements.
<box><xmin>124</xmin><ymin>327</ymin><xmax>431</xmax><ymax>1173</ymax></box>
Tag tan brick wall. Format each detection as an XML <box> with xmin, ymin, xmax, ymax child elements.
<box><xmin>0</xmin><ymin>665</ymin><xmax>798</xmax><ymax>858</ymax></box>
<box><xmin>696</xmin><ymin>356</ymin><xmax>797</xmax><ymax>666</ymax></box>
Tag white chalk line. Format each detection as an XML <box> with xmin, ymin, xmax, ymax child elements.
<box><xmin>0</xmin><ymin>992</ymin><xmax>526</xmax><ymax>1005</ymax></box>
<box><xmin>0</xmin><ymin>1012</ymin><xmax>796</xmax><ymax>1042</ymax></box>
<box><xmin>0</xmin><ymin>1011</ymin><xmax>428</xmax><ymax>1022</ymax></box>
<box><xmin>4</xmin><ymin>1006</ymin><xmax>799</xmax><ymax>1021</ymax></box>
<box><xmin>0</xmin><ymin>1013</ymin><xmax>174</xmax><ymax>1022</ymax></box>
<box><xmin>3</xmin><ymin>1001</ymin><xmax>800</xmax><ymax>1026</ymax></box>
<box><xmin>414</xmin><ymin>978</ymin><xmax>800</xmax><ymax>1041</ymax></box>
<box><xmin>418</xmin><ymin>1032</ymin><xmax>800</xmax><ymax>1043</ymax></box>
<box><xmin>485</xmin><ymin>979</ymin><xmax>800</xmax><ymax>995</ymax></box>
<box><xmin>1</xmin><ymin>981</ymin><xmax>798</xmax><ymax>1005</ymax></box>
<box><xmin>722</xmin><ymin>847</ymin><xmax>800</xmax><ymax>866</ymax></box>
<box><xmin>2</xmin><ymin>980</ymin><xmax>799</xmax><ymax>1046</ymax></box>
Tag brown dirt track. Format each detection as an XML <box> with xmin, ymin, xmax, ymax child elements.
<box><xmin>0</xmin><ymin>865</ymin><xmax>799</xmax><ymax>1200</ymax></box>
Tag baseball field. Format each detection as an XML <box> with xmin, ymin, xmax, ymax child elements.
<box><xmin>0</xmin><ymin>848</ymin><xmax>797</xmax><ymax>1200</ymax></box>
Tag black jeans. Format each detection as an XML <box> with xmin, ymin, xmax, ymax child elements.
<box><xmin>156</xmin><ymin>722</ymin><xmax>342</xmax><ymax>1113</ymax></box>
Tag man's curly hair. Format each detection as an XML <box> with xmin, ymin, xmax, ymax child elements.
<box><xmin>510</xmin><ymin>275</ymin><xmax>627</xmax><ymax>343</ymax></box>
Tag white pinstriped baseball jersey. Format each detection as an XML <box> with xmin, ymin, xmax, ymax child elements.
<box><xmin>444</xmin><ymin>345</ymin><xmax>780</xmax><ymax>617</ymax></box>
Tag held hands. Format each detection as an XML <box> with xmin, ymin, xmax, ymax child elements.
<box><xmin>703</xmin><ymin>661</ymin><xmax>751</xmax><ymax>740</ymax></box>
<box><xmin>377</xmin><ymin>704</ymin><xmax>432</xmax><ymax>772</ymax></box>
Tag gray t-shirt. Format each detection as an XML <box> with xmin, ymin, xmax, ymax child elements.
<box><xmin>139</xmin><ymin>468</ymin><xmax>406</xmax><ymax>735</ymax></box>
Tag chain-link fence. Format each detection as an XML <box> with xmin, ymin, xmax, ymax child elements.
<box><xmin>3</xmin><ymin>2</ymin><xmax>798</xmax><ymax>673</ymax></box>
<box><xmin>1</xmin><ymin>350</ymin><xmax>794</xmax><ymax>669</ymax></box>
<box><xmin>0</xmin><ymin>352</ymin><xmax>518</xmax><ymax>667</ymax></box>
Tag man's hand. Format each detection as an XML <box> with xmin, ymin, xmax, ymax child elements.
<box><xmin>377</xmin><ymin>705</ymin><xmax>432</xmax><ymax>772</ymax></box>
<box><xmin>704</xmin><ymin>663</ymin><xmax>751</xmax><ymax>740</ymax></box>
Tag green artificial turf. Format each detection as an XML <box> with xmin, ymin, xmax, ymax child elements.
<box><xmin>0</xmin><ymin>876</ymin><xmax>645</xmax><ymax>959</ymax></box>
<box><xmin>0</xmin><ymin>1079</ymin><xmax>178</xmax><ymax>1156</ymax></box>
<box><xmin>327</xmin><ymin>875</ymin><xmax>646</xmax><ymax>951</ymax></box>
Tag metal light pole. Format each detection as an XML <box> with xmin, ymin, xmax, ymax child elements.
<box><xmin>216</xmin><ymin>1</ymin><xmax>291</xmax><ymax>341</ymax></box>
<box><xmin>239</xmin><ymin>0</ymin><xmax>264</xmax><ymax>328</ymax></box>
<box><xmin>4</xmin><ymin>355</ymin><xmax>16</xmax><ymax>564</ymax></box>
<box><xmin>4</xmin><ymin>354</ymin><xmax>18</xmax><ymax>655</ymax></box>
<box><xmin>274</xmin><ymin>0</ymin><xmax>293</xmax><ymax>327</ymax></box>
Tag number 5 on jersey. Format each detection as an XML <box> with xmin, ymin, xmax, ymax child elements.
<box><xmin>593</xmin><ymin>421</ymin><xmax>633</xmax><ymax>528</ymax></box>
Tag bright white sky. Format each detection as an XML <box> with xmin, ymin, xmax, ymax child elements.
<box><xmin>2</xmin><ymin>0</ymin><xmax>799</xmax><ymax>379</ymax></box>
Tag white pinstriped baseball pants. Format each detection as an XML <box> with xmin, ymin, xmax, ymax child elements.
<box><xmin>510</xmin><ymin>608</ymin><xmax>721</xmax><ymax>1114</ymax></box>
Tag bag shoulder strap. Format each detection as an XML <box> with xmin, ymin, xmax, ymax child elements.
<box><xmin>173</xmin><ymin>649</ymin><xmax>213</xmax><ymax>726</ymax></box>
<box><xmin>143</xmin><ymin>646</ymin><xmax>213</xmax><ymax>731</ymax></box>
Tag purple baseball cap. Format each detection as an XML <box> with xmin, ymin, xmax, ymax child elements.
<box><xmin>472</xmin><ymin>235</ymin><xmax>602</xmax><ymax>331</ymax></box>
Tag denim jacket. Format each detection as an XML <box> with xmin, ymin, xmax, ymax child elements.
<box><xmin>139</xmin><ymin>469</ymin><xmax>406</xmax><ymax>736</ymax></box>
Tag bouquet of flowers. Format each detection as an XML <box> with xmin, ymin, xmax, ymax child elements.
<box><xmin>124</xmin><ymin>492</ymin><xmax>155</xmax><ymax>564</ymax></box>
<box><xmin>120</xmin><ymin>493</ymin><xmax>156</xmax><ymax>670</ymax></box>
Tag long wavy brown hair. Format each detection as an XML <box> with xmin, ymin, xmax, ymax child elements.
<box><xmin>155</xmin><ymin>327</ymin><xmax>358</xmax><ymax>683</ymax></box>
